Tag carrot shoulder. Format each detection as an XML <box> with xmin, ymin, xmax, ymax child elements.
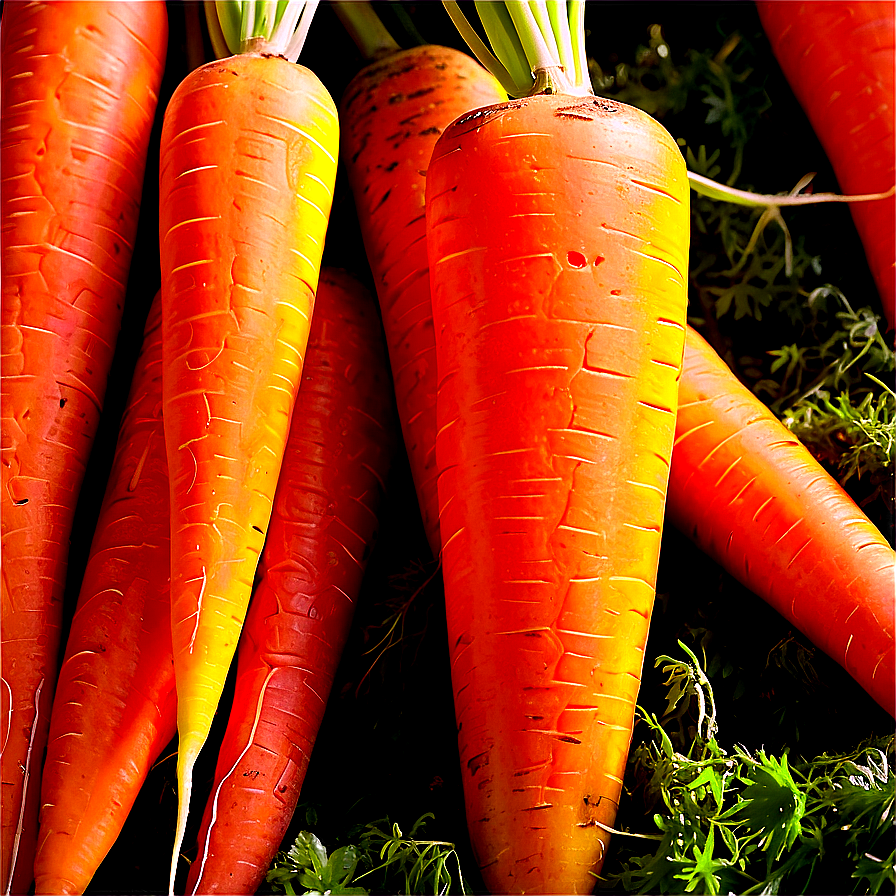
<box><xmin>668</xmin><ymin>327</ymin><xmax>895</xmax><ymax>716</ymax></box>
<box><xmin>157</xmin><ymin>27</ymin><xmax>339</xmax><ymax>892</ymax></box>
<box><xmin>185</xmin><ymin>269</ymin><xmax>396</xmax><ymax>895</ymax></box>
<box><xmin>340</xmin><ymin>41</ymin><xmax>506</xmax><ymax>559</ymax></box>
<box><xmin>0</xmin><ymin>4</ymin><xmax>167</xmax><ymax>892</ymax></box>
<box><xmin>33</xmin><ymin>292</ymin><xmax>175</xmax><ymax>896</ymax></box>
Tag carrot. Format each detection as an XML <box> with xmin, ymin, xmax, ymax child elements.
<box><xmin>32</xmin><ymin>291</ymin><xmax>175</xmax><ymax>896</ymax></box>
<box><xmin>337</xmin><ymin>3</ymin><xmax>506</xmax><ymax>559</ymax></box>
<box><xmin>755</xmin><ymin>0</ymin><xmax>895</xmax><ymax>331</ymax></box>
<box><xmin>668</xmin><ymin>326</ymin><xmax>895</xmax><ymax>716</ymax></box>
<box><xmin>0</xmin><ymin>4</ymin><xmax>167</xmax><ymax>892</ymax></box>
<box><xmin>157</xmin><ymin>3</ymin><xmax>338</xmax><ymax>889</ymax></box>
<box><xmin>425</xmin><ymin>5</ymin><xmax>690</xmax><ymax>893</ymax></box>
<box><xmin>184</xmin><ymin>268</ymin><xmax>396</xmax><ymax>895</ymax></box>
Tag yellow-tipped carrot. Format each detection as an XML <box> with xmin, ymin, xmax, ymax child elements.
<box><xmin>157</xmin><ymin>2</ymin><xmax>338</xmax><ymax>889</ymax></box>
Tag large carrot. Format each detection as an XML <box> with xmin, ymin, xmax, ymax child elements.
<box><xmin>337</xmin><ymin>2</ymin><xmax>506</xmax><ymax>559</ymax></box>
<box><xmin>425</xmin><ymin>4</ymin><xmax>690</xmax><ymax>893</ymax></box>
<box><xmin>0</xmin><ymin>4</ymin><xmax>167</xmax><ymax>892</ymax></box>
<box><xmin>157</xmin><ymin>2</ymin><xmax>338</xmax><ymax>889</ymax></box>
<box><xmin>32</xmin><ymin>292</ymin><xmax>175</xmax><ymax>896</ymax></box>
<box><xmin>185</xmin><ymin>268</ymin><xmax>396</xmax><ymax>895</ymax></box>
<box><xmin>668</xmin><ymin>326</ymin><xmax>895</xmax><ymax>716</ymax></box>
<box><xmin>337</xmin><ymin>3</ymin><xmax>894</xmax><ymax>729</ymax></box>
<box><xmin>755</xmin><ymin>0</ymin><xmax>895</xmax><ymax>331</ymax></box>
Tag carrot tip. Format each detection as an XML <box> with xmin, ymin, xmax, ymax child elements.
<box><xmin>169</xmin><ymin>740</ymin><xmax>202</xmax><ymax>896</ymax></box>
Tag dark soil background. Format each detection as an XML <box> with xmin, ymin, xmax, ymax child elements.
<box><xmin>55</xmin><ymin>3</ymin><xmax>894</xmax><ymax>894</ymax></box>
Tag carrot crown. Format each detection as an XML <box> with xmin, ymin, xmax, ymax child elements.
<box><xmin>204</xmin><ymin>0</ymin><xmax>319</xmax><ymax>62</ymax></box>
<box><xmin>443</xmin><ymin>0</ymin><xmax>591</xmax><ymax>97</ymax></box>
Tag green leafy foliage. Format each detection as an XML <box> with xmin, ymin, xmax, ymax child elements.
<box><xmin>266</xmin><ymin>832</ymin><xmax>366</xmax><ymax>896</ymax></box>
<box><xmin>599</xmin><ymin>646</ymin><xmax>896</xmax><ymax>896</ymax></box>
<box><xmin>267</xmin><ymin>814</ymin><xmax>467</xmax><ymax>895</ymax></box>
<box><xmin>757</xmin><ymin>288</ymin><xmax>895</xmax><ymax>491</ymax></box>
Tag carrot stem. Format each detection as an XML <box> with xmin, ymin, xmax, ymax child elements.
<box><xmin>568</xmin><ymin>1</ymin><xmax>586</xmax><ymax>87</ymax></box>
<box><xmin>443</xmin><ymin>2</ymin><xmax>518</xmax><ymax>95</ymax></box>
<box><xmin>475</xmin><ymin>2</ymin><xmax>531</xmax><ymax>91</ymax></box>
<box><xmin>546</xmin><ymin>0</ymin><xmax>575</xmax><ymax>82</ymax></box>
<box><xmin>330</xmin><ymin>0</ymin><xmax>401</xmax><ymax>61</ymax></box>
<box><xmin>207</xmin><ymin>0</ymin><xmax>239</xmax><ymax>56</ymax></box>
<box><xmin>504</xmin><ymin>1</ymin><xmax>557</xmax><ymax>78</ymax></box>
<box><xmin>206</xmin><ymin>0</ymin><xmax>318</xmax><ymax>61</ymax></box>
<box><xmin>444</xmin><ymin>0</ymin><xmax>592</xmax><ymax>97</ymax></box>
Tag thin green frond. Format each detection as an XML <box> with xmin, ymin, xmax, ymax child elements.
<box><xmin>442</xmin><ymin>2</ymin><xmax>521</xmax><ymax>96</ymax></box>
<box><xmin>474</xmin><ymin>2</ymin><xmax>533</xmax><ymax>94</ymax></box>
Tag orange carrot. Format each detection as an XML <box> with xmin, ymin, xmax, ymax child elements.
<box><xmin>756</xmin><ymin>0</ymin><xmax>895</xmax><ymax>331</ymax></box>
<box><xmin>157</xmin><ymin>4</ymin><xmax>338</xmax><ymax>888</ymax></box>
<box><xmin>32</xmin><ymin>291</ymin><xmax>175</xmax><ymax>896</ymax></box>
<box><xmin>0</xmin><ymin>4</ymin><xmax>167</xmax><ymax>891</ymax></box>
<box><xmin>668</xmin><ymin>326</ymin><xmax>895</xmax><ymax>716</ymax></box>
<box><xmin>341</xmin><ymin>36</ymin><xmax>896</xmax><ymax>717</ymax></box>
<box><xmin>339</xmin><ymin>27</ymin><xmax>506</xmax><ymax>559</ymax></box>
<box><xmin>185</xmin><ymin>268</ymin><xmax>396</xmax><ymax>895</ymax></box>
<box><xmin>425</xmin><ymin>6</ymin><xmax>690</xmax><ymax>892</ymax></box>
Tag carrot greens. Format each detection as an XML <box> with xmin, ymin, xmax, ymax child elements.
<box><xmin>267</xmin><ymin>815</ymin><xmax>467</xmax><ymax>896</ymax></box>
<box><xmin>599</xmin><ymin>645</ymin><xmax>895</xmax><ymax>896</ymax></box>
<box><xmin>204</xmin><ymin>0</ymin><xmax>319</xmax><ymax>60</ymax></box>
<box><xmin>442</xmin><ymin>0</ymin><xmax>591</xmax><ymax>96</ymax></box>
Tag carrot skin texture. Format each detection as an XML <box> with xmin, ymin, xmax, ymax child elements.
<box><xmin>158</xmin><ymin>53</ymin><xmax>339</xmax><ymax>887</ymax></box>
<box><xmin>32</xmin><ymin>292</ymin><xmax>174</xmax><ymax>895</ymax></box>
<box><xmin>340</xmin><ymin>46</ymin><xmax>506</xmax><ymax>558</ymax></box>
<box><xmin>426</xmin><ymin>95</ymin><xmax>690</xmax><ymax>894</ymax></box>
<box><xmin>0</xmin><ymin>3</ymin><xmax>168</xmax><ymax>892</ymax></box>
<box><xmin>668</xmin><ymin>327</ymin><xmax>896</xmax><ymax>716</ymax></box>
<box><xmin>185</xmin><ymin>269</ymin><xmax>396</xmax><ymax>895</ymax></box>
<box><xmin>756</xmin><ymin>0</ymin><xmax>895</xmax><ymax>330</ymax></box>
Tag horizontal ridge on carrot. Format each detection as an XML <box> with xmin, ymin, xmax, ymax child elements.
<box><xmin>427</xmin><ymin>3</ymin><xmax>690</xmax><ymax>892</ymax></box>
<box><xmin>186</xmin><ymin>268</ymin><xmax>396</xmax><ymax>895</ymax></box>
<box><xmin>157</xmin><ymin>1</ymin><xmax>338</xmax><ymax>889</ymax></box>
<box><xmin>34</xmin><ymin>292</ymin><xmax>175</xmax><ymax>896</ymax></box>
<box><xmin>1</xmin><ymin>3</ymin><xmax>168</xmax><ymax>891</ymax></box>
<box><xmin>668</xmin><ymin>326</ymin><xmax>895</xmax><ymax>717</ymax></box>
<box><xmin>336</xmin><ymin>0</ymin><xmax>507</xmax><ymax>559</ymax></box>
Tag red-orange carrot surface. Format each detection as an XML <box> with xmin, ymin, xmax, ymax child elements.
<box><xmin>340</xmin><ymin>44</ymin><xmax>506</xmax><ymax>559</ymax></box>
<box><xmin>1</xmin><ymin>4</ymin><xmax>167</xmax><ymax>891</ymax></box>
<box><xmin>158</xmin><ymin>45</ymin><xmax>339</xmax><ymax>891</ymax></box>
<box><xmin>426</xmin><ymin>94</ymin><xmax>690</xmax><ymax>894</ymax></box>
<box><xmin>32</xmin><ymin>292</ymin><xmax>174</xmax><ymax>896</ymax></box>
<box><xmin>668</xmin><ymin>327</ymin><xmax>895</xmax><ymax>716</ymax></box>
<box><xmin>185</xmin><ymin>268</ymin><xmax>396</xmax><ymax>895</ymax></box>
<box><xmin>756</xmin><ymin>0</ymin><xmax>895</xmax><ymax>330</ymax></box>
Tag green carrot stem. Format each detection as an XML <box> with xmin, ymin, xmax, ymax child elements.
<box><xmin>331</xmin><ymin>0</ymin><xmax>401</xmax><ymax>62</ymax></box>
<box><xmin>205</xmin><ymin>0</ymin><xmax>318</xmax><ymax>62</ymax></box>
